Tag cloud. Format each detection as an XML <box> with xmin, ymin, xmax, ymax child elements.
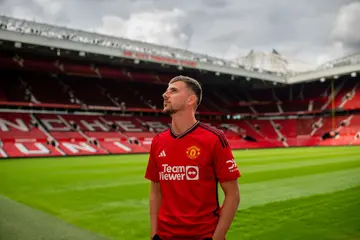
<box><xmin>0</xmin><ymin>0</ymin><xmax>65</xmax><ymax>24</ymax></box>
<box><xmin>11</xmin><ymin>5</ymin><xmax>40</xmax><ymax>21</ymax></box>
<box><xmin>95</xmin><ymin>9</ymin><xmax>193</xmax><ymax>49</ymax></box>
<box><xmin>331</xmin><ymin>1</ymin><xmax>360</xmax><ymax>54</ymax></box>
<box><xmin>201</xmin><ymin>0</ymin><xmax>230</xmax><ymax>8</ymax></box>
<box><xmin>181</xmin><ymin>0</ymin><xmax>347</xmax><ymax>64</ymax></box>
<box><xmin>33</xmin><ymin>0</ymin><xmax>62</xmax><ymax>16</ymax></box>
<box><xmin>312</xmin><ymin>1</ymin><xmax>360</xmax><ymax>65</ymax></box>
<box><xmin>0</xmin><ymin>0</ymin><xmax>358</xmax><ymax>67</ymax></box>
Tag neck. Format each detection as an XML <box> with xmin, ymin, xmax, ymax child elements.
<box><xmin>170</xmin><ymin>110</ymin><xmax>197</xmax><ymax>136</ymax></box>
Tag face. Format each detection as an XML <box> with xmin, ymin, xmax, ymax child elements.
<box><xmin>162</xmin><ymin>81</ymin><xmax>195</xmax><ymax>115</ymax></box>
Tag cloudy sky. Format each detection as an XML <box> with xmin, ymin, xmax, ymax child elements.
<box><xmin>1</xmin><ymin>0</ymin><xmax>359</xmax><ymax>66</ymax></box>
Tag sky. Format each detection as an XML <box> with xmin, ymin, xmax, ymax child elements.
<box><xmin>0</xmin><ymin>0</ymin><xmax>360</xmax><ymax>66</ymax></box>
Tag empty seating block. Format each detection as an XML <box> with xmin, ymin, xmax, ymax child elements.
<box><xmin>56</xmin><ymin>141</ymin><xmax>108</xmax><ymax>156</ymax></box>
<box><xmin>0</xmin><ymin>113</ymin><xmax>48</xmax><ymax>141</ymax></box>
<box><xmin>2</xmin><ymin>142</ymin><xmax>63</xmax><ymax>157</ymax></box>
<box><xmin>1</xmin><ymin>112</ymin><xmax>360</xmax><ymax>158</ymax></box>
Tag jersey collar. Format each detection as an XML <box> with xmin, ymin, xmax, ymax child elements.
<box><xmin>170</xmin><ymin>120</ymin><xmax>200</xmax><ymax>139</ymax></box>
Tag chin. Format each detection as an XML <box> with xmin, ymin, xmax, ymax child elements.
<box><xmin>163</xmin><ymin>108</ymin><xmax>177</xmax><ymax>115</ymax></box>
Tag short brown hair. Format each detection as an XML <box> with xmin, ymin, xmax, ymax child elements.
<box><xmin>169</xmin><ymin>75</ymin><xmax>202</xmax><ymax>107</ymax></box>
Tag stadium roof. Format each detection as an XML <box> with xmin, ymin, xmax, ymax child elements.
<box><xmin>317</xmin><ymin>52</ymin><xmax>360</xmax><ymax>71</ymax></box>
<box><xmin>0</xmin><ymin>15</ymin><xmax>359</xmax><ymax>85</ymax></box>
<box><xmin>233</xmin><ymin>49</ymin><xmax>316</xmax><ymax>75</ymax></box>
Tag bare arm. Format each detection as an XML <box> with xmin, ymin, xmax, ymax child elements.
<box><xmin>212</xmin><ymin>179</ymin><xmax>240</xmax><ymax>240</ymax></box>
<box><xmin>149</xmin><ymin>181</ymin><xmax>162</xmax><ymax>239</ymax></box>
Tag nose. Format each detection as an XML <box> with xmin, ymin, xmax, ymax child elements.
<box><xmin>162</xmin><ymin>91</ymin><xmax>169</xmax><ymax>100</ymax></box>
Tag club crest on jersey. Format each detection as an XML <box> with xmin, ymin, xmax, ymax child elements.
<box><xmin>186</xmin><ymin>146</ymin><xmax>200</xmax><ymax>160</ymax></box>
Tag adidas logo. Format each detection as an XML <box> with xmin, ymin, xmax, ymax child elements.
<box><xmin>158</xmin><ymin>150</ymin><xmax>166</xmax><ymax>157</ymax></box>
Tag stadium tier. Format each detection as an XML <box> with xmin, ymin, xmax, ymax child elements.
<box><xmin>0</xmin><ymin>56</ymin><xmax>360</xmax><ymax>115</ymax></box>
<box><xmin>1</xmin><ymin>53</ymin><xmax>359</xmax><ymax>115</ymax></box>
<box><xmin>1</xmin><ymin>112</ymin><xmax>360</xmax><ymax>158</ymax></box>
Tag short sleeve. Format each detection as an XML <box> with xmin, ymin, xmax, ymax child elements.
<box><xmin>145</xmin><ymin>137</ymin><xmax>160</xmax><ymax>182</ymax></box>
<box><xmin>213</xmin><ymin>136</ymin><xmax>241</xmax><ymax>183</ymax></box>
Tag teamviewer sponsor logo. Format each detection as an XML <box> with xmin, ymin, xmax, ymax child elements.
<box><xmin>185</xmin><ymin>166</ymin><xmax>199</xmax><ymax>180</ymax></box>
<box><xmin>159</xmin><ymin>164</ymin><xmax>199</xmax><ymax>181</ymax></box>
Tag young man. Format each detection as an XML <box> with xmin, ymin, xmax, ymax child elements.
<box><xmin>145</xmin><ymin>75</ymin><xmax>241</xmax><ymax>240</ymax></box>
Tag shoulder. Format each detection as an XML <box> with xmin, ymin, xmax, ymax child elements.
<box><xmin>198</xmin><ymin>123</ymin><xmax>229</xmax><ymax>148</ymax></box>
<box><xmin>155</xmin><ymin>128</ymin><xmax>170</xmax><ymax>139</ymax></box>
<box><xmin>151</xmin><ymin>128</ymin><xmax>170</xmax><ymax>144</ymax></box>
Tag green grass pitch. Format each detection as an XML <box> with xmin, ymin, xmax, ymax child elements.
<box><xmin>1</xmin><ymin>146</ymin><xmax>360</xmax><ymax>240</ymax></box>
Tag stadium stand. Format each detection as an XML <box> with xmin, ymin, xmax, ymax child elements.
<box><xmin>0</xmin><ymin>53</ymin><xmax>359</xmax><ymax>158</ymax></box>
<box><xmin>0</xmin><ymin>15</ymin><xmax>360</xmax><ymax>158</ymax></box>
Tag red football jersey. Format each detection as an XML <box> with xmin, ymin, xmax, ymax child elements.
<box><xmin>145</xmin><ymin>121</ymin><xmax>241</xmax><ymax>239</ymax></box>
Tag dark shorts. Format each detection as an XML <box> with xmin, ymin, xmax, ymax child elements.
<box><xmin>152</xmin><ymin>234</ymin><xmax>212</xmax><ymax>240</ymax></box>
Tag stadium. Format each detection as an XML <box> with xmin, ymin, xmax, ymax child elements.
<box><xmin>0</xmin><ymin>13</ymin><xmax>359</xmax><ymax>240</ymax></box>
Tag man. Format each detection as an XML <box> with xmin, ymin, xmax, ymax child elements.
<box><xmin>145</xmin><ymin>75</ymin><xmax>241</xmax><ymax>240</ymax></box>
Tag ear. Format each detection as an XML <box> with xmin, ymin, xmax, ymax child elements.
<box><xmin>187</xmin><ymin>94</ymin><xmax>197</xmax><ymax>106</ymax></box>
